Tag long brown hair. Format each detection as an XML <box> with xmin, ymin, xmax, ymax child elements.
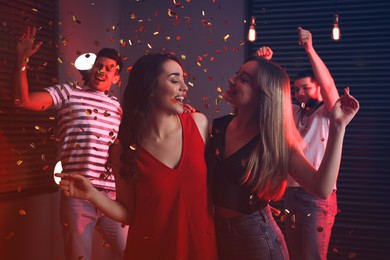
<box><xmin>241</xmin><ymin>56</ymin><xmax>302</xmax><ymax>201</ymax></box>
<box><xmin>109</xmin><ymin>53</ymin><xmax>182</xmax><ymax>179</ymax></box>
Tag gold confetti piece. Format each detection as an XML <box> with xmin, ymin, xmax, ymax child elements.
<box><xmin>129</xmin><ymin>144</ymin><xmax>136</xmax><ymax>151</ymax></box>
<box><xmin>165</xmin><ymin>36</ymin><xmax>171</xmax><ymax>41</ymax></box>
<box><xmin>29</xmin><ymin>143</ymin><xmax>36</xmax><ymax>149</ymax></box>
<box><xmin>103</xmin><ymin>242</ymin><xmax>111</xmax><ymax>248</ymax></box>
<box><xmin>18</xmin><ymin>209</ymin><xmax>27</xmax><ymax>216</ymax></box>
<box><xmin>72</xmin><ymin>15</ymin><xmax>82</xmax><ymax>24</ymax></box>
<box><xmin>32</xmin><ymin>8</ymin><xmax>38</xmax><ymax>13</ymax></box>
<box><xmin>188</xmin><ymin>82</ymin><xmax>194</xmax><ymax>87</ymax></box>
<box><xmin>291</xmin><ymin>214</ymin><xmax>296</xmax><ymax>223</ymax></box>
<box><xmin>93</xmin><ymin>108</ymin><xmax>98</xmax><ymax>113</ymax></box>
<box><xmin>57</xmin><ymin>57</ymin><xmax>63</xmax><ymax>63</ymax></box>
<box><xmin>153</xmin><ymin>32</ymin><xmax>159</xmax><ymax>36</ymax></box>
<box><xmin>223</xmin><ymin>34</ymin><xmax>230</xmax><ymax>42</ymax></box>
<box><xmin>21</xmin><ymin>66</ymin><xmax>26</xmax><ymax>71</ymax></box>
<box><xmin>85</xmin><ymin>109</ymin><xmax>92</xmax><ymax>115</ymax></box>
<box><xmin>130</xmin><ymin>13</ymin><xmax>136</xmax><ymax>20</ymax></box>
<box><xmin>49</xmin><ymin>115</ymin><xmax>56</xmax><ymax>120</ymax></box>
<box><xmin>41</xmin><ymin>154</ymin><xmax>46</xmax><ymax>161</ymax></box>
<box><xmin>201</xmin><ymin>10</ymin><xmax>205</xmax><ymax>16</ymax></box>
<box><xmin>104</xmin><ymin>111</ymin><xmax>111</xmax><ymax>117</ymax></box>
<box><xmin>147</xmin><ymin>43</ymin><xmax>152</xmax><ymax>49</ymax></box>
<box><xmin>168</xmin><ymin>9</ymin><xmax>176</xmax><ymax>18</ymax></box>
<box><xmin>284</xmin><ymin>209</ymin><xmax>290</xmax><ymax>214</ymax></box>
<box><xmin>181</xmin><ymin>54</ymin><xmax>186</xmax><ymax>60</ymax></box>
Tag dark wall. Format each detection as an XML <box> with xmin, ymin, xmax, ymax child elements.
<box><xmin>248</xmin><ymin>1</ymin><xmax>390</xmax><ymax>259</ymax></box>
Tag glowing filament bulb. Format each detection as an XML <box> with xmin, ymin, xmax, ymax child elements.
<box><xmin>332</xmin><ymin>14</ymin><xmax>341</xmax><ymax>41</ymax></box>
<box><xmin>248</xmin><ymin>16</ymin><xmax>256</xmax><ymax>42</ymax></box>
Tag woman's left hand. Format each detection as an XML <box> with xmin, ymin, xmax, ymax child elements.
<box><xmin>331</xmin><ymin>87</ymin><xmax>360</xmax><ymax>127</ymax></box>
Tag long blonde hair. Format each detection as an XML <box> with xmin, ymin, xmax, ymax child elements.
<box><xmin>241</xmin><ymin>56</ymin><xmax>302</xmax><ymax>201</ymax></box>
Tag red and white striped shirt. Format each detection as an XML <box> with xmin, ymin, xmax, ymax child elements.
<box><xmin>45</xmin><ymin>84</ymin><xmax>122</xmax><ymax>191</ymax></box>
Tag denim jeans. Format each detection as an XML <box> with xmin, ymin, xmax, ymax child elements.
<box><xmin>59</xmin><ymin>190</ymin><xmax>126</xmax><ymax>260</ymax></box>
<box><xmin>284</xmin><ymin>187</ymin><xmax>337</xmax><ymax>260</ymax></box>
<box><xmin>215</xmin><ymin>206</ymin><xmax>290</xmax><ymax>260</ymax></box>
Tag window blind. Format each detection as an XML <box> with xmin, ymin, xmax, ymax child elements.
<box><xmin>248</xmin><ymin>0</ymin><xmax>390</xmax><ymax>259</ymax></box>
<box><xmin>0</xmin><ymin>0</ymin><xmax>59</xmax><ymax>197</ymax></box>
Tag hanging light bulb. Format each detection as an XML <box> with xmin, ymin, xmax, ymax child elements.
<box><xmin>248</xmin><ymin>16</ymin><xmax>256</xmax><ymax>42</ymax></box>
<box><xmin>331</xmin><ymin>13</ymin><xmax>341</xmax><ymax>41</ymax></box>
<box><xmin>74</xmin><ymin>52</ymin><xmax>96</xmax><ymax>70</ymax></box>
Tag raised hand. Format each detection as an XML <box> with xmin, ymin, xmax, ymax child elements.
<box><xmin>16</xmin><ymin>26</ymin><xmax>43</xmax><ymax>60</ymax></box>
<box><xmin>331</xmin><ymin>87</ymin><xmax>360</xmax><ymax>127</ymax></box>
<box><xmin>256</xmin><ymin>46</ymin><xmax>273</xmax><ymax>60</ymax></box>
<box><xmin>297</xmin><ymin>26</ymin><xmax>313</xmax><ymax>52</ymax></box>
<box><xmin>55</xmin><ymin>173</ymin><xmax>96</xmax><ymax>200</ymax></box>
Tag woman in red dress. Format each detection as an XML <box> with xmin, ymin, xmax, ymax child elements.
<box><xmin>57</xmin><ymin>53</ymin><xmax>217</xmax><ymax>260</ymax></box>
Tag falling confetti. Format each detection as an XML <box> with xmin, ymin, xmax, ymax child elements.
<box><xmin>18</xmin><ymin>209</ymin><xmax>27</xmax><ymax>216</ymax></box>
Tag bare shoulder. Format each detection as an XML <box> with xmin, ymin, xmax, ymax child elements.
<box><xmin>190</xmin><ymin>112</ymin><xmax>208</xmax><ymax>130</ymax></box>
<box><xmin>189</xmin><ymin>112</ymin><xmax>209</xmax><ymax>142</ymax></box>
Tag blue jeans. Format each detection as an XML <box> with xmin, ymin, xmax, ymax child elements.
<box><xmin>59</xmin><ymin>190</ymin><xmax>126</xmax><ymax>260</ymax></box>
<box><xmin>284</xmin><ymin>187</ymin><xmax>337</xmax><ymax>260</ymax></box>
<box><xmin>215</xmin><ymin>206</ymin><xmax>290</xmax><ymax>260</ymax></box>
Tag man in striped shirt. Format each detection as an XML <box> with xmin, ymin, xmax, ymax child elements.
<box><xmin>15</xmin><ymin>26</ymin><xmax>126</xmax><ymax>260</ymax></box>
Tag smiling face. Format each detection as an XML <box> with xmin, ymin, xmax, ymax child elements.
<box><xmin>223</xmin><ymin>60</ymin><xmax>259</xmax><ymax>110</ymax></box>
<box><xmin>88</xmin><ymin>57</ymin><xmax>120</xmax><ymax>92</ymax></box>
<box><xmin>293</xmin><ymin>76</ymin><xmax>321</xmax><ymax>108</ymax></box>
<box><xmin>152</xmin><ymin>59</ymin><xmax>188</xmax><ymax>114</ymax></box>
